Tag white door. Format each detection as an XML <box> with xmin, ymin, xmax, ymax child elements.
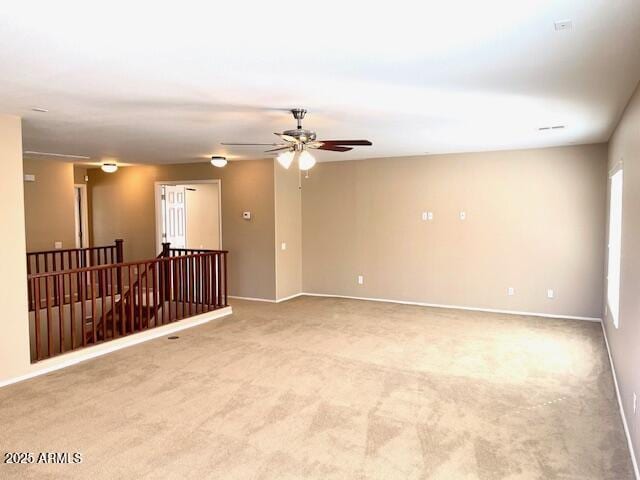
<box><xmin>163</xmin><ymin>185</ymin><xmax>187</xmax><ymax>248</ymax></box>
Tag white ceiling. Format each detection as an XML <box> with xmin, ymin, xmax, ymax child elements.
<box><xmin>1</xmin><ymin>0</ymin><xmax>639</xmax><ymax>165</ymax></box>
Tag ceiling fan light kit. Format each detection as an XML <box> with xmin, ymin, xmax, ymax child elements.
<box><xmin>221</xmin><ymin>108</ymin><xmax>372</xmax><ymax>171</ymax></box>
<box><xmin>276</xmin><ymin>150</ymin><xmax>295</xmax><ymax>169</ymax></box>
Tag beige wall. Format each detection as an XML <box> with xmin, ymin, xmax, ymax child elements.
<box><xmin>274</xmin><ymin>165</ymin><xmax>302</xmax><ymax>300</ymax></box>
<box><xmin>0</xmin><ymin>115</ymin><xmax>31</xmax><ymax>383</ymax></box>
<box><xmin>604</xmin><ymin>81</ymin><xmax>640</xmax><ymax>466</ymax></box>
<box><xmin>302</xmin><ymin>144</ymin><xmax>607</xmax><ymax>318</ymax></box>
<box><xmin>23</xmin><ymin>158</ymin><xmax>76</xmax><ymax>251</ymax></box>
<box><xmin>88</xmin><ymin>160</ymin><xmax>276</xmax><ymax>300</ymax></box>
<box><xmin>184</xmin><ymin>183</ymin><xmax>220</xmax><ymax>250</ymax></box>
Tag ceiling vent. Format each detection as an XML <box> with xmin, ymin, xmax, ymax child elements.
<box><xmin>554</xmin><ymin>20</ymin><xmax>573</xmax><ymax>31</ymax></box>
<box><xmin>538</xmin><ymin>125</ymin><xmax>566</xmax><ymax>132</ymax></box>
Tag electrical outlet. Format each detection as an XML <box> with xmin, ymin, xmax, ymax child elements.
<box><xmin>54</xmin><ymin>241</ymin><xmax>63</xmax><ymax>249</ymax></box>
<box><xmin>547</xmin><ymin>289</ymin><xmax>555</xmax><ymax>299</ymax></box>
<box><xmin>507</xmin><ymin>287</ymin><xmax>515</xmax><ymax>296</ymax></box>
<box><xmin>281</xmin><ymin>242</ymin><xmax>287</xmax><ymax>251</ymax></box>
<box><xmin>357</xmin><ymin>275</ymin><xmax>364</xmax><ymax>285</ymax></box>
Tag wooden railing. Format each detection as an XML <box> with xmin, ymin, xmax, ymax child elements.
<box><xmin>27</xmin><ymin>240</ymin><xmax>124</xmax><ymax>312</ymax></box>
<box><xmin>27</xmin><ymin>250</ymin><xmax>228</xmax><ymax>362</ymax></box>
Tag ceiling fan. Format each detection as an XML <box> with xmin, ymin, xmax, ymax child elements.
<box><xmin>221</xmin><ymin>108</ymin><xmax>372</xmax><ymax>170</ymax></box>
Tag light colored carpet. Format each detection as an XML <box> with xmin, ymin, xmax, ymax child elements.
<box><xmin>0</xmin><ymin>296</ymin><xmax>633</xmax><ymax>479</ymax></box>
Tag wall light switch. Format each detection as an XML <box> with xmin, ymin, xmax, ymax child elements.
<box><xmin>459</xmin><ymin>211</ymin><xmax>466</xmax><ymax>220</ymax></box>
<box><xmin>54</xmin><ymin>241</ymin><xmax>63</xmax><ymax>249</ymax></box>
<box><xmin>357</xmin><ymin>275</ymin><xmax>364</xmax><ymax>285</ymax></box>
<box><xmin>421</xmin><ymin>211</ymin><xmax>434</xmax><ymax>221</ymax></box>
<box><xmin>547</xmin><ymin>289</ymin><xmax>555</xmax><ymax>299</ymax></box>
<box><xmin>242</xmin><ymin>211</ymin><xmax>251</xmax><ymax>220</ymax></box>
<box><xmin>281</xmin><ymin>242</ymin><xmax>287</xmax><ymax>251</ymax></box>
<box><xmin>507</xmin><ymin>287</ymin><xmax>515</xmax><ymax>296</ymax></box>
<box><xmin>24</xmin><ymin>174</ymin><xmax>36</xmax><ymax>182</ymax></box>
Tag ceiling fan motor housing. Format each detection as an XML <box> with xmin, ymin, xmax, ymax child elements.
<box><xmin>283</xmin><ymin>128</ymin><xmax>317</xmax><ymax>142</ymax></box>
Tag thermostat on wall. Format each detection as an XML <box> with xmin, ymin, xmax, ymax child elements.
<box><xmin>243</xmin><ymin>211</ymin><xmax>251</xmax><ymax>220</ymax></box>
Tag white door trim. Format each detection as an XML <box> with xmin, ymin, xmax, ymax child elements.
<box><xmin>74</xmin><ymin>184</ymin><xmax>90</xmax><ymax>248</ymax></box>
<box><xmin>154</xmin><ymin>179</ymin><xmax>222</xmax><ymax>254</ymax></box>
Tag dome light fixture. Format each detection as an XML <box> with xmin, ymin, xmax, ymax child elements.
<box><xmin>211</xmin><ymin>156</ymin><xmax>228</xmax><ymax>168</ymax></box>
<box><xmin>101</xmin><ymin>163</ymin><xmax>118</xmax><ymax>173</ymax></box>
<box><xmin>276</xmin><ymin>150</ymin><xmax>295</xmax><ymax>169</ymax></box>
<box><xmin>298</xmin><ymin>150</ymin><xmax>316</xmax><ymax>171</ymax></box>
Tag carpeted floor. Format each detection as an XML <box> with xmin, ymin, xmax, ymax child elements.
<box><xmin>0</xmin><ymin>296</ymin><xmax>634</xmax><ymax>479</ymax></box>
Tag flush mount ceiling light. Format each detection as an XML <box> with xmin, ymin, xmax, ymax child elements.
<box><xmin>210</xmin><ymin>156</ymin><xmax>228</xmax><ymax>167</ymax></box>
<box><xmin>101</xmin><ymin>163</ymin><xmax>118</xmax><ymax>173</ymax></box>
<box><xmin>276</xmin><ymin>150</ymin><xmax>295</xmax><ymax>169</ymax></box>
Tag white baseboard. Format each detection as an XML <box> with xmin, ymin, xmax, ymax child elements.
<box><xmin>229</xmin><ymin>293</ymin><xmax>304</xmax><ymax>304</ymax></box>
<box><xmin>300</xmin><ymin>292</ymin><xmax>602</xmax><ymax>322</ymax></box>
<box><xmin>601</xmin><ymin>321</ymin><xmax>639</xmax><ymax>479</ymax></box>
<box><xmin>0</xmin><ymin>307</ymin><xmax>233</xmax><ymax>389</ymax></box>
<box><xmin>276</xmin><ymin>292</ymin><xmax>305</xmax><ymax>303</ymax></box>
<box><xmin>228</xmin><ymin>295</ymin><xmax>276</xmax><ymax>303</ymax></box>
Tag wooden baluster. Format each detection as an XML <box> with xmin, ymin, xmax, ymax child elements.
<box><xmin>137</xmin><ymin>265</ymin><xmax>143</xmax><ymax>329</ymax></box>
<box><xmin>110</xmin><ymin>267</ymin><xmax>116</xmax><ymax>338</ymax></box>
<box><xmin>118</xmin><ymin>265</ymin><xmax>125</xmax><ymax>337</ymax></box>
<box><xmin>54</xmin><ymin>253</ymin><xmax>60</xmax><ymax>306</ymax></box>
<box><xmin>223</xmin><ymin>252</ymin><xmax>228</xmax><ymax>307</ymax></box>
<box><xmin>91</xmin><ymin>270</ymin><xmax>97</xmax><ymax>343</ymax></box>
<box><xmin>45</xmin><ymin>277</ymin><xmax>53</xmax><ymax>357</ymax></box>
<box><xmin>128</xmin><ymin>266</ymin><xmax>134</xmax><ymax>334</ymax></box>
<box><xmin>69</xmin><ymin>271</ymin><xmax>76</xmax><ymax>350</ymax></box>
<box><xmin>58</xmin><ymin>273</ymin><xmax>65</xmax><ymax>353</ymax></box>
<box><xmin>33</xmin><ymin>278</ymin><xmax>41</xmax><ymax>361</ymax></box>
<box><xmin>80</xmin><ymin>268</ymin><xmax>87</xmax><ymax>347</ymax></box>
<box><xmin>101</xmin><ymin>269</ymin><xmax>107</xmax><ymax>340</ymax></box>
<box><xmin>185</xmin><ymin>256</ymin><xmax>193</xmax><ymax>317</ymax></box>
<box><xmin>27</xmin><ymin>256</ymin><xmax>33</xmax><ymax>311</ymax></box>
<box><xmin>152</xmin><ymin>261</ymin><xmax>158</xmax><ymax>326</ymax></box>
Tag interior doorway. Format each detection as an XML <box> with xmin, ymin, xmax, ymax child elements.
<box><xmin>154</xmin><ymin>180</ymin><xmax>222</xmax><ymax>254</ymax></box>
<box><xmin>73</xmin><ymin>184</ymin><xmax>89</xmax><ymax>248</ymax></box>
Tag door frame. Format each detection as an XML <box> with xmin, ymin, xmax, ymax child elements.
<box><xmin>74</xmin><ymin>184</ymin><xmax>90</xmax><ymax>248</ymax></box>
<box><xmin>154</xmin><ymin>179</ymin><xmax>222</xmax><ymax>255</ymax></box>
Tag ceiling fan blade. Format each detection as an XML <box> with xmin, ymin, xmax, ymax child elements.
<box><xmin>221</xmin><ymin>142</ymin><xmax>285</xmax><ymax>146</ymax></box>
<box><xmin>274</xmin><ymin>133</ymin><xmax>299</xmax><ymax>143</ymax></box>
<box><xmin>317</xmin><ymin>145</ymin><xmax>353</xmax><ymax>152</ymax></box>
<box><xmin>317</xmin><ymin>139</ymin><xmax>372</xmax><ymax>146</ymax></box>
<box><xmin>305</xmin><ymin>141</ymin><xmax>323</xmax><ymax>149</ymax></box>
<box><xmin>264</xmin><ymin>146</ymin><xmax>292</xmax><ymax>153</ymax></box>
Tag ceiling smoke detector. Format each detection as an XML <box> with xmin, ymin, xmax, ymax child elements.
<box><xmin>554</xmin><ymin>19</ymin><xmax>573</xmax><ymax>31</ymax></box>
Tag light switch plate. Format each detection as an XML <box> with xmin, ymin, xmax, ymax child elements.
<box><xmin>24</xmin><ymin>174</ymin><xmax>36</xmax><ymax>182</ymax></box>
<box><xmin>281</xmin><ymin>242</ymin><xmax>287</xmax><ymax>251</ymax></box>
<box><xmin>421</xmin><ymin>211</ymin><xmax>434</xmax><ymax>221</ymax></box>
<box><xmin>357</xmin><ymin>275</ymin><xmax>364</xmax><ymax>285</ymax></box>
<box><xmin>460</xmin><ymin>211</ymin><xmax>466</xmax><ymax>220</ymax></box>
<box><xmin>547</xmin><ymin>289</ymin><xmax>555</xmax><ymax>299</ymax></box>
<box><xmin>54</xmin><ymin>241</ymin><xmax>63</xmax><ymax>249</ymax></box>
<box><xmin>507</xmin><ymin>287</ymin><xmax>515</xmax><ymax>296</ymax></box>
